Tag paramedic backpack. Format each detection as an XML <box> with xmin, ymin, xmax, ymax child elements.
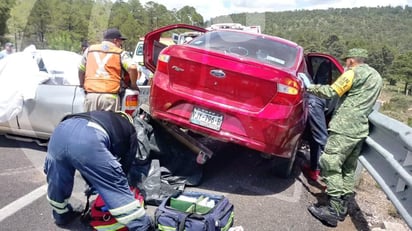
<box><xmin>155</xmin><ymin>191</ymin><xmax>234</xmax><ymax>231</ymax></box>
<box><xmin>82</xmin><ymin>187</ymin><xmax>144</xmax><ymax>231</ymax></box>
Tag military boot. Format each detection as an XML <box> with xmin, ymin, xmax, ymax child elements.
<box><xmin>337</xmin><ymin>193</ymin><xmax>353</xmax><ymax>221</ymax></box>
<box><xmin>308</xmin><ymin>196</ymin><xmax>345</xmax><ymax>227</ymax></box>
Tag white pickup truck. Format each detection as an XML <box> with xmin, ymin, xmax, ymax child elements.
<box><xmin>132</xmin><ymin>40</ymin><xmax>144</xmax><ymax>65</ymax></box>
<box><xmin>0</xmin><ymin>49</ymin><xmax>140</xmax><ymax>145</ymax></box>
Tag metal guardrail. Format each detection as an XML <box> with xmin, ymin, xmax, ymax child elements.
<box><xmin>359</xmin><ymin>110</ymin><xmax>412</xmax><ymax>229</ymax></box>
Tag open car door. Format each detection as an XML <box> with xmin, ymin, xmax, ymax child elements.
<box><xmin>144</xmin><ymin>24</ymin><xmax>207</xmax><ymax>73</ymax></box>
<box><xmin>305</xmin><ymin>53</ymin><xmax>345</xmax><ymax>117</ymax></box>
<box><xmin>305</xmin><ymin>52</ymin><xmax>344</xmax><ymax>81</ymax></box>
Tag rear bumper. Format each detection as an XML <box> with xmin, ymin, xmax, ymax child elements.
<box><xmin>150</xmin><ymin>85</ymin><xmax>307</xmax><ymax>158</ymax></box>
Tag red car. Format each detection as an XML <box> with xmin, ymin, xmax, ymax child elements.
<box><xmin>144</xmin><ymin>24</ymin><xmax>344</xmax><ymax>177</ymax></box>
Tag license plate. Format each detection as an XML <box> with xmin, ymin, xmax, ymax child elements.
<box><xmin>190</xmin><ymin>107</ymin><xmax>223</xmax><ymax>131</ymax></box>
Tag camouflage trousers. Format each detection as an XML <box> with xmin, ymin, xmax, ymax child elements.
<box><xmin>319</xmin><ymin>132</ymin><xmax>365</xmax><ymax>197</ymax></box>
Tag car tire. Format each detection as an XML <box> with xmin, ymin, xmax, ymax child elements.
<box><xmin>271</xmin><ymin>142</ymin><xmax>299</xmax><ymax>178</ymax></box>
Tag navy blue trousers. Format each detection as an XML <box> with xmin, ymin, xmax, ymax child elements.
<box><xmin>44</xmin><ymin>117</ymin><xmax>151</xmax><ymax>230</ymax></box>
<box><xmin>307</xmin><ymin>95</ymin><xmax>328</xmax><ymax>170</ymax></box>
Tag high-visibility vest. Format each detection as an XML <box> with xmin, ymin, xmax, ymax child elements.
<box><xmin>84</xmin><ymin>43</ymin><xmax>123</xmax><ymax>94</ymax></box>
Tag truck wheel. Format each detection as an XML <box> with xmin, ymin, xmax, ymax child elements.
<box><xmin>271</xmin><ymin>143</ymin><xmax>298</xmax><ymax>178</ymax></box>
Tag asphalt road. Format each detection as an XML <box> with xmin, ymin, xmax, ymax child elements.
<box><xmin>0</xmin><ymin>135</ymin><xmax>362</xmax><ymax>231</ymax></box>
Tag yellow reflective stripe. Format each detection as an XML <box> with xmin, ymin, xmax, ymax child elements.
<box><xmin>115</xmin><ymin>207</ymin><xmax>146</xmax><ymax>225</ymax></box>
<box><xmin>109</xmin><ymin>200</ymin><xmax>141</xmax><ymax>216</ymax></box>
<box><xmin>52</xmin><ymin>207</ymin><xmax>69</xmax><ymax>214</ymax></box>
<box><xmin>108</xmin><ymin>94</ymin><xmax>118</xmax><ymax>99</ymax></box>
<box><xmin>79</xmin><ymin>64</ymin><xmax>86</xmax><ymax>72</ymax></box>
<box><xmin>158</xmin><ymin>224</ymin><xmax>177</xmax><ymax>231</ymax></box>
<box><xmin>94</xmin><ymin>222</ymin><xmax>126</xmax><ymax>231</ymax></box>
<box><xmin>221</xmin><ymin>212</ymin><xmax>235</xmax><ymax>231</ymax></box>
<box><xmin>121</xmin><ymin>51</ymin><xmax>134</xmax><ymax>70</ymax></box>
<box><xmin>46</xmin><ymin>196</ymin><xmax>69</xmax><ymax>209</ymax></box>
<box><xmin>47</xmin><ymin>196</ymin><xmax>70</xmax><ymax>214</ymax></box>
<box><xmin>331</xmin><ymin>70</ymin><xmax>354</xmax><ymax>97</ymax></box>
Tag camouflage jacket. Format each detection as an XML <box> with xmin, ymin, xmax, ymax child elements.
<box><xmin>307</xmin><ymin>64</ymin><xmax>383</xmax><ymax>138</ymax></box>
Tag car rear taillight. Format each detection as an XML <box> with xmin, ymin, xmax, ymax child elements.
<box><xmin>157</xmin><ymin>54</ymin><xmax>170</xmax><ymax>74</ymax></box>
<box><xmin>272</xmin><ymin>78</ymin><xmax>301</xmax><ymax>105</ymax></box>
<box><xmin>277</xmin><ymin>82</ymin><xmax>299</xmax><ymax>95</ymax></box>
<box><xmin>124</xmin><ymin>95</ymin><xmax>138</xmax><ymax>116</ymax></box>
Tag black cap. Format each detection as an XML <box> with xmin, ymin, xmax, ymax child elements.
<box><xmin>103</xmin><ymin>28</ymin><xmax>127</xmax><ymax>40</ymax></box>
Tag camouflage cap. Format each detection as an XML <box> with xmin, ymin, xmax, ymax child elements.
<box><xmin>344</xmin><ymin>48</ymin><xmax>368</xmax><ymax>59</ymax></box>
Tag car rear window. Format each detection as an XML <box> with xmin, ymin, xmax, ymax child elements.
<box><xmin>190</xmin><ymin>30</ymin><xmax>298</xmax><ymax>68</ymax></box>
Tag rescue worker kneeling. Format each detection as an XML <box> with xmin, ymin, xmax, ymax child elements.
<box><xmin>43</xmin><ymin>111</ymin><xmax>153</xmax><ymax>230</ymax></box>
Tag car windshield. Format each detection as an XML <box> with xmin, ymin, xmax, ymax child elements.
<box><xmin>189</xmin><ymin>30</ymin><xmax>298</xmax><ymax>68</ymax></box>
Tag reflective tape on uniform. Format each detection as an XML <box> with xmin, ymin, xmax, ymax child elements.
<box><xmin>109</xmin><ymin>200</ymin><xmax>141</xmax><ymax>216</ymax></box>
<box><xmin>109</xmin><ymin>200</ymin><xmax>146</xmax><ymax>224</ymax></box>
<box><xmin>94</xmin><ymin>222</ymin><xmax>126</xmax><ymax>231</ymax></box>
<box><xmin>87</xmin><ymin>121</ymin><xmax>108</xmax><ymax>137</ymax></box>
<box><xmin>158</xmin><ymin>224</ymin><xmax>177</xmax><ymax>231</ymax></box>
<box><xmin>79</xmin><ymin>63</ymin><xmax>86</xmax><ymax>72</ymax></box>
<box><xmin>93</xmin><ymin>51</ymin><xmax>113</xmax><ymax>78</ymax></box>
<box><xmin>46</xmin><ymin>196</ymin><xmax>69</xmax><ymax>214</ymax></box>
<box><xmin>115</xmin><ymin>207</ymin><xmax>146</xmax><ymax>225</ymax></box>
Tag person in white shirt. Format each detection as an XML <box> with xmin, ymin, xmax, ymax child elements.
<box><xmin>0</xmin><ymin>42</ymin><xmax>14</xmax><ymax>59</ymax></box>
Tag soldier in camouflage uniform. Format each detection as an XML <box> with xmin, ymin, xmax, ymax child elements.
<box><xmin>299</xmin><ymin>48</ymin><xmax>383</xmax><ymax>227</ymax></box>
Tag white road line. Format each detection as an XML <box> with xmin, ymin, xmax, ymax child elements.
<box><xmin>0</xmin><ymin>184</ymin><xmax>47</xmax><ymax>222</ymax></box>
<box><xmin>0</xmin><ymin>166</ymin><xmax>37</xmax><ymax>176</ymax></box>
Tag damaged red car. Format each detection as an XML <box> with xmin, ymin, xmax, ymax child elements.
<box><xmin>144</xmin><ymin>24</ymin><xmax>343</xmax><ymax>177</ymax></box>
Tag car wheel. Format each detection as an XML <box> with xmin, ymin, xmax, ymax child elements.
<box><xmin>271</xmin><ymin>142</ymin><xmax>299</xmax><ymax>178</ymax></box>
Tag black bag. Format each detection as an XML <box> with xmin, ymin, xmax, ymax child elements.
<box><xmin>155</xmin><ymin>191</ymin><xmax>234</xmax><ymax>231</ymax></box>
<box><xmin>141</xmin><ymin>159</ymin><xmax>185</xmax><ymax>206</ymax></box>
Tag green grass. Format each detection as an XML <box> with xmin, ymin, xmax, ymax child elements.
<box><xmin>379</xmin><ymin>81</ymin><xmax>412</xmax><ymax>127</ymax></box>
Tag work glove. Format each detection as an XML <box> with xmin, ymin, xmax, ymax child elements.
<box><xmin>298</xmin><ymin>73</ymin><xmax>312</xmax><ymax>88</ymax></box>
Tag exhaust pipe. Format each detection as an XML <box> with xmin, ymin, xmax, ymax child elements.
<box><xmin>156</xmin><ymin>122</ymin><xmax>213</xmax><ymax>164</ymax></box>
<box><xmin>138</xmin><ymin>103</ymin><xmax>213</xmax><ymax>164</ymax></box>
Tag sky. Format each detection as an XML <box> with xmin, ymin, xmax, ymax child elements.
<box><xmin>140</xmin><ymin>0</ymin><xmax>412</xmax><ymax>20</ymax></box>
